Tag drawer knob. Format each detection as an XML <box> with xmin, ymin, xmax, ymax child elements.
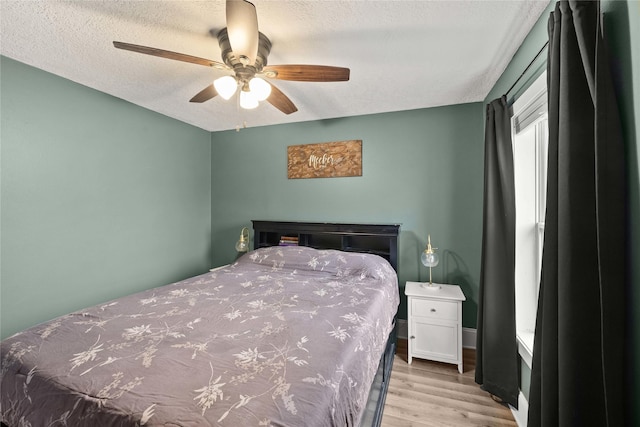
<box><xmin>410</xmin><ymin>335</ymin><xmax>415</xmax><ymax>339</ymax></box>
<box><xmin>430</xmin><ymin>308</ymin><xmax>436</xmax><ymax>312</ymax></box>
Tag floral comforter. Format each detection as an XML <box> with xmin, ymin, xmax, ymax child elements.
<box><xmin>0</xmin><ymin>246</ymin><xmax>399</xmax><ymax>426</ymax></box>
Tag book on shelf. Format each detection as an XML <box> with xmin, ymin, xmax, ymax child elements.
<box><xmin>279</xmin><ymin>236</ymin><xmax>299</xmax><ymax>246</ymax></box>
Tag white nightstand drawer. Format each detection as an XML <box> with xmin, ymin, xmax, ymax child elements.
<box><xmin>412</xmin><ymin>298</ymin><xmax>458</xmax><ymax>321</ymax></box>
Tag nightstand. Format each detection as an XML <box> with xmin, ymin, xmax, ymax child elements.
<box><xmin>405</xmin><ymin>281</ymin><xmax>466</xmax><ymax>373</ymax></box>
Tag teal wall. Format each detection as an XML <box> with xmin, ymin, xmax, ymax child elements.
<box><xmin>0</xmin><ymin>57</ymin><xmax>212</xmax><ymax>339</ymax></box>
<box><xmin>485</xmin><ymin>0</ymin><xmax>640</xmax><ymax>422</ymax></box>
<box><xmin>210</xmin><ymin>104</ymin><xmax>484</xmax><ymax>326</ymax></box>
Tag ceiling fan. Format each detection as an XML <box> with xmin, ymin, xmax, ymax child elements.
<box><xmin>113</xmin><ymin>0</ymin><xmax>350</xmax><ymax>115</ymax></box>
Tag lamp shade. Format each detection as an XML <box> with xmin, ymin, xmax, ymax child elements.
<box><xmin>421</xmin><ymin>250</ymin><xmax>439</xmax><ymax>268</ymax></box>
<box><xmin>249</xmin><ymin>77</ymin><xmax>271</xmax><ymax>101</ymax></box>
<box><xmin>235</xmin><ymin>239</ymin><xmax>249</xmax><ymax>252</ymax></box>
<box><xmin>214</xmin><ymin>75</ymin><xmax>238</xmax><ymax>100</ymax></box>
<box><xmin>240</xmin><ymin>89</ymin><xmax>259</xmax><ymax>109</ymax></box>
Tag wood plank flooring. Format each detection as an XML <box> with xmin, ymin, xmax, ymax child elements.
<box><xmin>381</xmin><ymin>339</ymin><xmax>517</xmax><ymax>427</ymax></box>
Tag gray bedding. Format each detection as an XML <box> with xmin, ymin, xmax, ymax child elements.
<box><xmin>0</xmin><ymin>246</ymin><xmax>399</xmax><ymax>426</ymax></box>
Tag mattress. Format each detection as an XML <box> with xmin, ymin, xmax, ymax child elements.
<box><xmin>0</xmin><ymin>246</ymin><xmax>399</xmax><ymax>426</ymax></box>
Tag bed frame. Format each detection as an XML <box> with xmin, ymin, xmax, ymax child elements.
<box><xmin>252</xmin><ymin>220</ymin><xmax>400</xmax><ymax>427</ymax></box>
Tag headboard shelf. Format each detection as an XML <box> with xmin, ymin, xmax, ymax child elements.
<box><xmin>252</xmin><ymin>220</ymin><xmax>400</xmax><ymax>272</ymax></box>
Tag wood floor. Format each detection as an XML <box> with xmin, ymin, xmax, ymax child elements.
<box><xmin>381</xmin><ymin>339</ymin><xmax>517</xmax><ymax>427</ymax></box>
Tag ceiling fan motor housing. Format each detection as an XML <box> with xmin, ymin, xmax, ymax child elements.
<box><xmin>217</xmin><ymin>27</ymin><xmax>272</xmax><ymax>82</ymax></box>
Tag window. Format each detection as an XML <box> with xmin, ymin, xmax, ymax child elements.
<box><xmin>512</xmin><ymin>72</ymin><xmax>547</xmax><ymax>367</ymax></box>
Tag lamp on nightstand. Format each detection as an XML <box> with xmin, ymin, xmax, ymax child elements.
<box><xmin>420</xmin><ymin>235</ymin><xmax>440</xmax><ymax>289</ymax></box>
<box><xmin>235</xmin><ymin>227</ymin><xmax>250</xmax><ymax>253</ymax></box>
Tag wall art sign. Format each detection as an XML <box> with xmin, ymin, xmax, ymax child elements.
<box><xmin>287</xmin><ymin>140</ymin><xmax>362</xmax><ymax>179</ymax></box>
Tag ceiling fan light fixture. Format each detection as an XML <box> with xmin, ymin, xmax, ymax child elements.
<box><xmin>214</xmin><ymin>75</ymin><xmax>238</xmax><ymax>100</ymax></box>
<box><xmin>240</xmin><ymin>89</ymin><xmax>259</xmax><ymax>109</ymax></box>
<box><xmin>113</xmin><ymin>0</ymin><xmax>349</xmax><ymax>117</ymax></box>
<box><xmin>249</xmin><ymin>77</ymin><xmax>271</xmax><ymax>101</ymax></box>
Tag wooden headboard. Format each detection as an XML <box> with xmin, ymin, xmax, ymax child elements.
<box><xmin>252</xmin><ymin>220</ymin><xmax>400</xmax><ymax>273</ymax></box>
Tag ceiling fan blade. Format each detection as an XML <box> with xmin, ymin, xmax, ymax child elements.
<box><xmin>226</xmin><ymin>0</ymin><xmax>259</xmax><ymax>66</ymax></box>
<box><xmin>262</xmin><ymin>65</ymin><xmax>350</xmax><ymax>82</ymax></box>
<box><xmin>266</xmin><ymin>83</ymin><xmax>297</xmax><ymax>115</ymax></box>
<box><xmin>113</xmin><ymin>41</ymin><xmax>228</xmax><ymax>69</ymax></box>
<box><xmin>189</xmin><ymin>84</ymin><xmax>218</xmax><ymax>103</ymax></box>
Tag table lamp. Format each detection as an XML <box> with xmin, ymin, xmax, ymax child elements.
<box><xmin>420</xmin><ymin>235</ymin><xmax>440</xmax><ymax>289</ymax></box>
<box><xmin>235</xmin><ymin>227</ymin><xmax>249</xmax><ymax>253</ymax></box>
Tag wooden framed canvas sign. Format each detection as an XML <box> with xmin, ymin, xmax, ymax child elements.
<box><xmin>287</xmin><ymin>140</ymin><xmax>362</xmax><ymax>179</ymax></box>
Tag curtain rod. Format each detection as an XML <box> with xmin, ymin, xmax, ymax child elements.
<box><xmin>505</xmin><ymin>41</ymin><xmax>549</xmax><ymax>97</ymax></box>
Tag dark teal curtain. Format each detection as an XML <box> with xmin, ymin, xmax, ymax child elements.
<box><xmin>528</xmin><ymin>1</ymin><xmax>627</xmax><ymax>426</ymax></box>
<box><xmin>475</xmin><ymin>95</ymin><xmax>519</xmax><ymax>408</ymax></box>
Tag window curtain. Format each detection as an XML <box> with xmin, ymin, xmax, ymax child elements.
<box><xmin>528</xmin><ymin>1</ymin><xmax>627</xmax><ymax>426</ymax></box>
<box><xmin>475</xmin><ymin>95</ymin><xmax>519</xmax><ymax>408</ymax></box>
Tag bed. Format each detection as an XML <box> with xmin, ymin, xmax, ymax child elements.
<box><xmin>1</xmin><ymin>221</ymin><xmax>400</xmax><ymax>426</ymax></box>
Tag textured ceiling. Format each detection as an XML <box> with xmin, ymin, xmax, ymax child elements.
<box><xmin>0</xmin><ymin>1</ymin><xmax>550</xmax><ymax>132</ymax></box>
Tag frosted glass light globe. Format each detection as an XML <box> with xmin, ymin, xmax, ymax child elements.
<box><xmin>249</xmin><ymin>77</ymin><xmax>271</xmax><ymax>101</ymax></box>
<box><xmin>213</xmin><ymin>76</ymin><xmax>238</xmax><ymax>100</ymax></box>
<box><xmin>240</xmin><ymin>90</ymin><xmax>259</xmax><ymax>109</ymax></box>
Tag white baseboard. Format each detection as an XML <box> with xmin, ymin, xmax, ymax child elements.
<box><xmin>396</xmin><ymin>320</ymin><xmax>477</xmax><ymax>350</ymax></box>
<box><xmin>510</xmin><ymin>391</ymin><xmax>529</xmax><ymax>427</ymax></box>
